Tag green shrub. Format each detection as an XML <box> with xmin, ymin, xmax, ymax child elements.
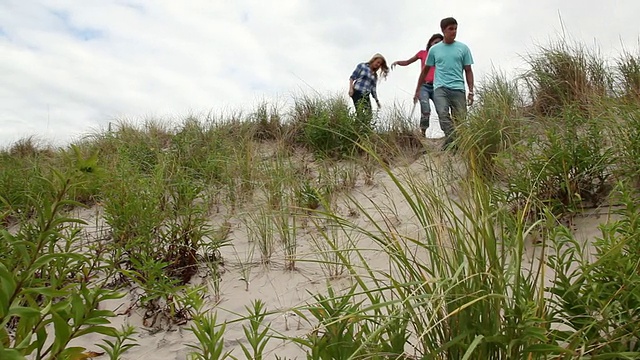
<box><xmin>0</xmin><ymin>171</ymin><xmax>122</xmax><ymax>360</ymax></box>
<box><xmin>548</xmin><ymin>184</ymin><xmax>640</xmax><ymax>357</ymax></box>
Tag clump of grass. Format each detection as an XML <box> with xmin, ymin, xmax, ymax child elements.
<box><xmin>7</xmin><ymin>135</ymin><xmax>55</xmax><ymax>158</ymax></box>
<box><xmin>308</xmin><ymin>216</ymin><xmax>355</xmax><ymax>280</ymax></box>
<box><xmin>234</xmin><ymin>239</ymin><xmax>256</xmax><ymax>292</ymax></box>
<box><xmin>0</xmin><ymin>151</ymin><xmax>51</xmax><ymax>224</ymax></box>
<box><xmin>274</xmin><ymin>205</ymin><xmax>298</xmax><ymax>271</ymax></box>
<box><xmin>613</xmin><ymin>105</ymin><xmax>640</xmax><ymax>186</ymax></box>
<box><xmin>295</xmin><ymin>180</ymin><xmax>325</xmax><ymax>211</ymax></box>
<box><xmin>244</xmin><ymin>208</ymin><xmax>276</xmax><ymax>265</ymax></box>
<box><xmin>501</xmin><ymin>106</ymin><xmax>615</xmax><ymax>218</ymax></box>
<box><xmin>292</xmin><ymin>94</ymin><xmax>371</xmax><ymax>158</ymax></box>
<box><xmin>373</xmin><ymin>103</ymin><xmax>424</xmax><ymax>160</ymax></box>
<box><xmin>523</xmin><ymin>40</ymin><xmax>611</xmax><ymax>117</ymax></box>
<box><xmin>292</xmin><ymin>284</ymin><xmax>411</xmax><ymax>359</ymax></box>
<box><xmin>458</xmin><ymin>70</ymin><xmax>526</xmax><ymax>179</ymax></box>
<box><xmin>616</xmin><ymin>49</ymin><xmax>640</xmax><ymax>101</ymax></box>
<box><xmin>250</xmin><ymin>100</ymin><xmax>284</xmax><ymax>141</ymax></box>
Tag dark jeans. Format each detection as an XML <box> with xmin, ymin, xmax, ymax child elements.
<box><xmin>351</xmin><ymin>90</ymin><xmax>372</xmax><ymax>124</ymax></box>
<box><xmin>419</xmin><ymin>83</ymin><xmax>435</xmax><ymax>131</ymax></box>
<box><xmin>433</xmin><ymin>87</ymin><xmax>467</xmax><ymax>148</ymax></box>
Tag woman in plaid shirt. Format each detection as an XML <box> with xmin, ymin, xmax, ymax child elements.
<box><xmin>349</xmin><ymin>53</ymin><xmax>389</xmax><ymax>121</ymax></box>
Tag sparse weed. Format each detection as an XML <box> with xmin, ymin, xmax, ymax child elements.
<box><xmin>274</xmin><ymin>205</ymin><xmax>298</xmax><ymax>271</ymax></box>
<box><xmin>234</xmin><ymin>241</ymin><xmax>256</xmax><ymax>292</ymax></box>
<box><xmin>245</xmin><ymin>208</ymin><xmax>276</xmax><ymax>265</ymax></box>
<box><xmin>308</xmin><ymin>217</ymin><xmax>354</xmax><ymax>280</ymax></box>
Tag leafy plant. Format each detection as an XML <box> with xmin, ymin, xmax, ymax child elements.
<box><xmin>0</xmin><ymin>170</ymin><xmax>122</xmax><ymax>360</ymax></box>
<box><xmin>238</xmin><ymin>300</ymin><xmax>273</xmax><ymax>360</ymax></box>
<box><xmin>188</xmin><ymin>312</ymin><xmax>233</xmax><ymax>360</ymax></box>
<box><xmin>97</xmin><ymin>324</ymin><xmax>139</xmax><ymax>360</ymax></box>
<box><xmin>293</xmin><ymin>285</ymin><xmax>369</xmax><ymax>359</ymax></box>
<box><xmin>548</xmin><ymin>184</ymin><xmax>640</xmax><ymax>358</ymax></box>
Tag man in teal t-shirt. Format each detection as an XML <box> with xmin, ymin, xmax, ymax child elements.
<box><xmin>414</xmin><ymin>17</ymin><xmax>474</xmax><ymax>151</ymax></box>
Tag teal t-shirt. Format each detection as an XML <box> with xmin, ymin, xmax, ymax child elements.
<box><xmin>426</xmin><ymin>41</ymin><xmax>473</xmax><ymax>91</ymax></box>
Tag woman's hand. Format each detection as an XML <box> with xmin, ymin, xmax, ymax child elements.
<box><xmin>391</xmin><ymin>61</ymin><xmax>398</xmax><ymax>70</ymax></box>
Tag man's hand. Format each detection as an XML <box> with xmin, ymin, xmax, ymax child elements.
<box><xmin>413</xmin><ymin>90</ymin><xmax>420</xmax><ymax>104</ymax></box>
<box><xmin>376</xmin><ymin>99</ymin><xmax>381</xmax><ymax>108</ymax></box>
<box><xmin>349</xmin><ymin>88</ymin><xmax>354</xmax><ymax>97</ymax></box>
<box><xmin>467</xmin><ymin>92</ymin><xmax>474</xmax><ymax>106</ymax></box>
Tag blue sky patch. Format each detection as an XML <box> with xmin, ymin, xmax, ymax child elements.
<box><xmin>50</xmin><ymin>9</ymin><xmax>104</xmax><ymax>41</ymax></box>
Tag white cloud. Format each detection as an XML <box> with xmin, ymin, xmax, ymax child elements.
<box><xmin>0</xmin><ymin>0</ymin><xmax>638</xmax><ymax>146</ymax></box>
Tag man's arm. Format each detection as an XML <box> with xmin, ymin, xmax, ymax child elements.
<box><xmin>391</xmin><ymin>55</ymin><xmax>420</xmax><ymax>69</ymax></box>
<box><xmin>349</xmin><ymin>78</ymin><xmax>355</xmax><ymax>96</ymax></box>
<box><xmin>464</xmin><ymin>65</ymin><xmax>474</xmax><ymax>105</ymax></box>
<box><xmin>413</xmin><ymin>65</ymin><xmax>430</xmax><ymax>103</ymax></box>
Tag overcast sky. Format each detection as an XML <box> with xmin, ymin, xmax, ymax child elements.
<box><xmin>1</xmin><ymin>0</ymin><xmax>639</xmax><ymax>146</ymax></box>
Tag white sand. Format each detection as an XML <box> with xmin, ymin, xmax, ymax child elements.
<box><xmin>64</xmin><ymin>150</ymin><xmax>616</xmax><ymax>360</ymax></box>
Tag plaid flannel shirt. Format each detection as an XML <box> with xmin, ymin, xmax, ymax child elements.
<box><xmin>350</xmin><ymin>62</ymin><xmax>378</xmax><ymax>100</ymax></box>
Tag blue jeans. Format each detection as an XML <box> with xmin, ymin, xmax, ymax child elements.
<box><xmin>433</xmin><ymin>87</ymin><xmax>467</xmax><ymax>148</ymax></box>
<box><xmin>419</xmin><ymin>83</ymin><xmax>435</xmax><ymax>131</ymax></box>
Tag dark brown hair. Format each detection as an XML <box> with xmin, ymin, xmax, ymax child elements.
<box><xmin>426</xmin><ymin>33</ymin><xmax>444</xmax><ymax>51</ymax></box>
<box><xmin>440</xmin><ymin>17</ymin><xmax>458</xmax><ymax>31</ymax></box>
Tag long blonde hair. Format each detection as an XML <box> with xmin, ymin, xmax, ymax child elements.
<box><xmin>368</xmin><ymin>53</ymin><xmax>389</xmax><ymax>81</ymax></box>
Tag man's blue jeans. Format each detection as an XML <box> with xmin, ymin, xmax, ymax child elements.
<box><xmin>433</xmin><ymin>87</ymin><xmax>467</xmax><ymax>148</ymax></box>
